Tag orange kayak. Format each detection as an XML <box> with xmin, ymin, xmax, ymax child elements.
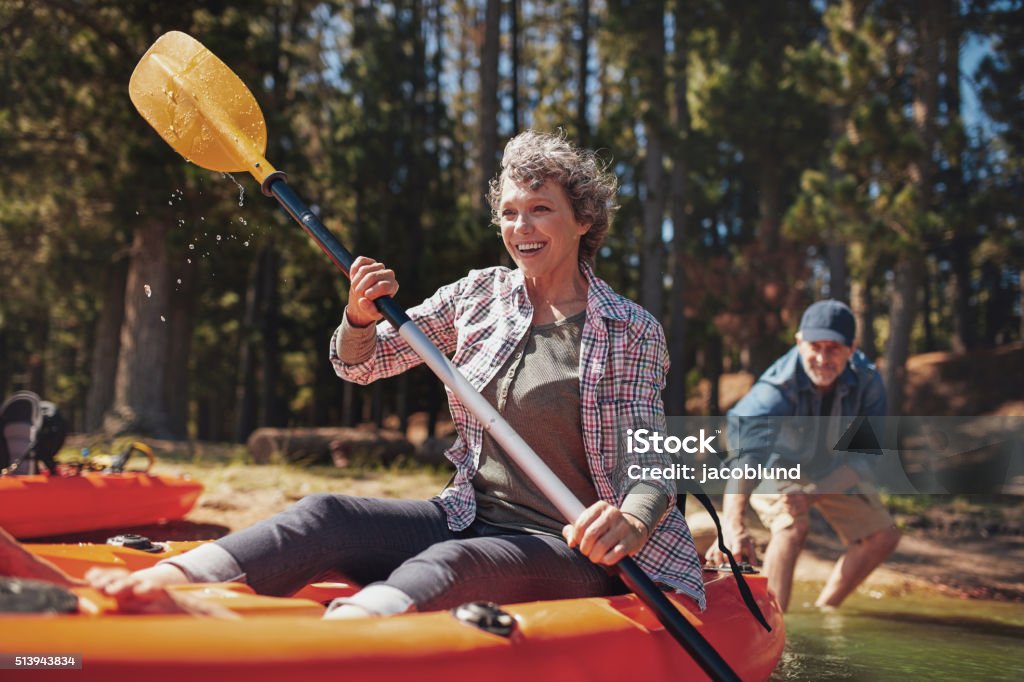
<box><xmin>3</xmin><ymin>541</ymin><xmax>784</xmax><ymax>681</ymax></box>
<box><xmin>0</xmin><ymin>473</ymin><xmax>203</xmax><ymax>539</ymax></box>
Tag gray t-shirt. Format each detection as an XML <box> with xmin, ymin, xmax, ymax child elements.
<box><xmin>473</xmin><ymin>311</ymin><xmax>597</xmax><ymax>535</ymax></box>
<box><xmin>336</xmin><ymin>309</ymin><xmax>667</xmax><ymax>536</ymax></box>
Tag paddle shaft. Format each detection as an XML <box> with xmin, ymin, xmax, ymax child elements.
<box><xmin>265</xmin><ymin>175</ymin><xmax>739</xmax><ymax>682</ymax></box>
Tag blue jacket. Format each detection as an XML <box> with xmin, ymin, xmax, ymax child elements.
<box><xmin>727</xmin><ymin>346</ymin><xmax>887</xmax><ymax>480</ymax></box>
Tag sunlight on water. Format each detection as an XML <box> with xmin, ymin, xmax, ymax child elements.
<box><xmin>771</xmin><ymin>582</ymin><xmax>1024</xmax><ymax>681</ymax></box>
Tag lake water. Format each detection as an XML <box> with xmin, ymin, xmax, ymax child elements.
<box><xmin>771</xmin><ymin>582</ymin><xmax>1024</xmax><ymax>680</ymax></box>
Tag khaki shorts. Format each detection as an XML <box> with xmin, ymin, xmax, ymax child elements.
<box><xmin>749</xmin><ymin>482</ymin><xmax>894</xmax><ymax>546</ymax></box>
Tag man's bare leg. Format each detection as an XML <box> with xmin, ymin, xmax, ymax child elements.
<box><xmin>816</xmin><ymin>526</ymin><xmax>901</xmax><ymax>608</ymax></box>
<box><xmin>761</xmin><ymin>521</ymin><xmax>809</xmax><ymax>612</ymax></box>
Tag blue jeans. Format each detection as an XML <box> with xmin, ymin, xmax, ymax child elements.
<box><xmin>170</xmin><ymin>494</ymin><xmax>622</xmax><ymax>613</ymax></box>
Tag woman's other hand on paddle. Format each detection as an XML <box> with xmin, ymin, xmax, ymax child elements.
<box><xmin>346</xmin><ymin>256</ymin><xmax>400</xmax><ymax>327</ymax></box>
<box><xmin>563</xmin><ymin>500</ymin><xmax>650</xmax><ymax>566</ymax></box>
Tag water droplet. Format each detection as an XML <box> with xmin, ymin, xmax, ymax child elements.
<box><xmin>223</xmin><ymin>172</ymin><xmax>246</xmax><ymax>206</ymax></box>
<box><xmin>243</xmin><ymin>241</ymin><xmax>249</xmax><ymax>247</ymax></box>
<box><xmin>135</xmin><ymin>210</ymin><xmax>140</xmax><ymax>215</ymax></box>
<box><xmin>176</xmin><ymin>278</ymin><xmax>182</xmax><ymax>285</ymax></box>
<box><xmin>216</xmin><ymin>235</ymin><xmax>222</xmax><ymax>241</ymax></box>
<box><xmin>188</xmin><ymin>244</ymin><xmax>195</xmax><ymax>250</ymax></box>
<box><xmin>144</xmin><ymin>284</ymin><xmax>152</xmax><ymax>298</ymax></box>
<box><xmin>160</xmin><ymin>315</ymin><xmax>166</xmax><ymax>322</ymax></box>
<box><xmin>187</xmin><ymin>258</ymin><xmax>192</xmax><ymax>264</ymax></box>
<box><xmin>239</xmin><ymin>217</ymin><xmax>248</xmax><ymax>226</ymax></box>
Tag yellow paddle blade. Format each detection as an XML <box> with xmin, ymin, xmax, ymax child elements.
<box><xmin>129</xmin><ymin>31</ymin><xmax>277</xmax><ymax>185</ymax></box>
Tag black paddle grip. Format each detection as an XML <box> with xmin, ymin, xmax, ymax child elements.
<box><xmin>266</xmin><ymin>176</ymin><xmax>411</xmax><ymax>329</ymax></box>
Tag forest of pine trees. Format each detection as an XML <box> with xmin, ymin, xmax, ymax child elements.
<box><xmin>1</xmin><ymin>0</ymin><xmax>1020</xmax><ymax>440</ymax></box>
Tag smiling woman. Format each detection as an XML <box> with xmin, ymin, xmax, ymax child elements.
<box><xmin>76</xmin><ymin>129</ymin><xmax>706</xmax><ymax>626</ymax></box>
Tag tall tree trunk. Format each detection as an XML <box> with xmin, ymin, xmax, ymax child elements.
<box><xmin>477</xmin><ymin>0</ymin><xmax>501</xmax><ymax>212</ymax></box>
<box><xmin>510</xmin><ymin>0</ymin><xmax>521</xmax><ymax>135</ymax></box>
<box><xmin>164</xmin><ymin>262</ymin><xmax>196</xmax><ymax>440</ymax></box>
<box><xmin>104</xmin><ymin>220</ymin><xmax>171</xmax><ymax>437</ymax></box>
<box><xmin>637</xmin><ymin>0</ymin><xmax>668</xmax><ymax>317</ymax></box>
<box><xmin>234</xmin><ymin>256</ymin><xmax>261</xmax><ymax>442</ymax></box>
<box><xmin>342</xmin><ymin>381</ymin><xmax>356</xmax><ymax>428</ymax></box>
<box><xmin>884</xmin><ymin>256</ymin><xmax>924</xmax><ymax>415</ymax></box>
<box><xmin>705</xmin><ymin>332</ymin><xmax>723</xmax><ymax>416</ymax></box>
<box><xmin>397</xmin><ymin>373</ymin><xmax>410</xmax><ymax>434</ymax></box>
<box><xmin>949</xmin><ymin>239</ymin><xmax>973</xmax><ymax>352</ymax></box>
<box><xmin>922</xmin><ymin>257</ymin><xmax>936</xmax><ymax>351</ymax></box>
<box><xmin>85</xmin><ymin>259</ymin><xmax>127</xmax><ymax>431</ymax></box>
<box><xmin>945</xmin><ymin>2</ymin><xmax>971</xmax><ymax>353</ymax></box>
<box><xmin>259</xmin><ymin>246</ymin><xmax>284</xmax><ymax>428</ymax></box>
<box><xmin>28</xmin><ymin>315</ymin><xmax>48</xmax><ymax>395</ymax></box>
<box><xmin>850</xmin><ymin>265</ymin><xmax>878</xmax><ymax>359</ymax></box>
<box><xmin>744</xmin><ymin>163</ymin><xmax>787</xmax><ymax>374</ymax></box>
<box><xmin>1019</xmin><ymin>269</ymin><xmax>1024</xmax><ymax>342</ymax></box>
<box><xmin>824</xmin><ymin>1</ymin><xmax>861</xmax><ymax>302</ymax></box>
<box><xmin>982</xmin><ymin>260</ymin><xmax>1009</xmax><ymax>345</ymax></box>
<box><xmin>665</xmin><ymin>0</ymin><xmax>690</xmax><ymax>416</ymax></box>
<box><xmin>885</xmin><ymin>0</ymin><xmax>942</xmax><ymax>414</ymax></box>
<box><xmin>757</xmin><ymin>163</ymin><xmax>783</xmax><ymax>253</ymax></box>
<box><xmin>0</xmin><ymin>327</ymin><xmax>7</xmax><ymax>398</ymax></box>
<box><xmin>827</xmin><ymin>243</ymin><xmax>849</xmax><ymax>301</ymax></box>
<box><xmin>576</xmin><ymin>0</ymin><xmax>591</xmax><ymax>145</ymax></box>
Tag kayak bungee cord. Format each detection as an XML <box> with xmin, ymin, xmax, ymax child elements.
<box><xmin>128</xmin><ymin>31</ymin><xmax>741</xmax><ymax>682</ymax></box>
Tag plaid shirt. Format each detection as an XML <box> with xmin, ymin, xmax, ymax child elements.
<box><xmin>330</xmin><ymin>263</ymin><xmax>705</xmax><ymax>608</ymax></box>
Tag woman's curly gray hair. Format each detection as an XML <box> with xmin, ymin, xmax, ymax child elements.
<box><xmin>488</xmin><ymin>130</ymin><xmax>618</xmax><ymax>267</ymax></box>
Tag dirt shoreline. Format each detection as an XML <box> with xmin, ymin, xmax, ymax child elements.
<box><xmin>34</xmin><ymin>455</ymin><xmax>1024</xmax><ymax>604</ymax></box>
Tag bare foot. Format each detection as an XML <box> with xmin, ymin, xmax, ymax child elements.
<box><xmin>323</xmin><ymin>602</ymin><xmax>376</xmax><ymax>620</ymax></box>
<box><xmin>0</xmin><ymin>526</ymin><xmax>83</xmax><ymax>587</ymax></box>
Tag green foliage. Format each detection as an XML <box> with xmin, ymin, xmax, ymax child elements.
<box><xmin>0</xmin><ymin>0</ymin><xmax>1020</xmax><ymax>435</ymax></box>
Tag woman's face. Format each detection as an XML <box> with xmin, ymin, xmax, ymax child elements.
<box><xmin>498</xmin><ymin>178</ymin><xmax>590</xmax><ymax>285</ymax></box>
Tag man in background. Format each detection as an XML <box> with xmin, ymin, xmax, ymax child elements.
<box><xmin>706</xmin><ymin>300</ymin><xmax>901</xmax><ymax>611</ymax></box>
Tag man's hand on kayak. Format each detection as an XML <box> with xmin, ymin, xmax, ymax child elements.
<box><xmin>563</xmin><ymin>500</ymin><xmax>650</xmax><ymax>566</ymax></box>
<box><xmin>705</xmin><ymin>525</ymin><xmax>758</xmax><ymax>567</ymax></box>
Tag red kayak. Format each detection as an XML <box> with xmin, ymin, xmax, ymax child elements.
<box><xmin>0</xmin><ymin>472</ymin><xmax>203</xmax><ymax>539</ymax></box>
<box><xmin>4</xmin><ymin>541</ymin><xmax>785</xmax><ymax>681</ymax></box>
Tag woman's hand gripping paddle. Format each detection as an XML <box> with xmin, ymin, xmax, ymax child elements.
<box><xmin>129</xmin><ymin>31</ymin><xmax>741</xmax><ymax>682</ymax></box>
